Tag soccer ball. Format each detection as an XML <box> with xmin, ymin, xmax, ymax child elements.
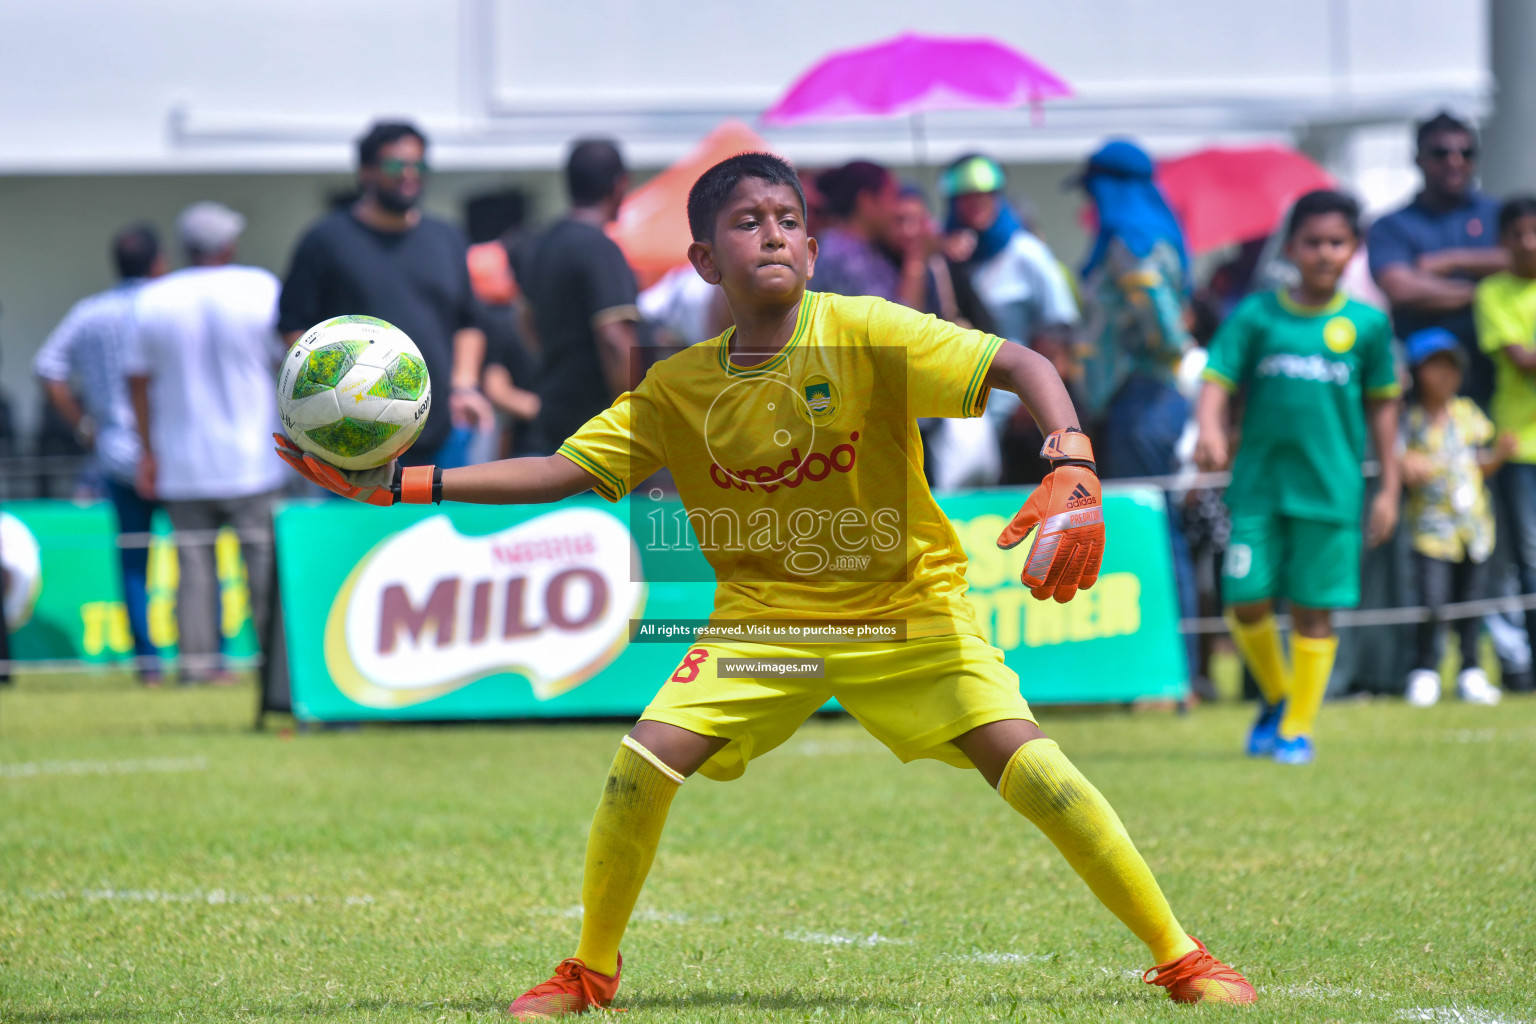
<box><xmin>276</xmin><ymin>315</ymin><xmax>432</xmax><ymax>470</ymax></box>
<box><xmin>0</xmin><ymin>511</ymin><xmax>41</xmax><ymax>630</ymax></box>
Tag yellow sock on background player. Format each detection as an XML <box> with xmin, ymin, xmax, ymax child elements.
<box><xmin>1279</xmin><ymin>633</ymin><xmax>1338</xmax><ymax>742</ymax></box>
<box><xmin>1226</xmin><ymin>613</ymin><xmax>1290</xmax><ymax>706</ymax></box>
<box><xmin>1226</xmin><ymin>612</ymin><xmax>1291</xmax><ymax>757</ymax></box>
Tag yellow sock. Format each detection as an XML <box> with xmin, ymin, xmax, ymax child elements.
<box><xmin>999</xmin><ymin>739</ymin><xmax>1195</xmax><ymax>964</ymax></box>
<box><xmin>1279</xmin><ymin>633</ymin><xmax>1337</xmax><ymax>740</ymax></box>
<box><xmin>573</xmin><ymin>737</ymin><xmax>682</xmax><ymax>975</ymax></box>
<box><xmin>1226</xmin><ymin>612</ymin><xmax>1290</xmax><ymax>706</ymax></box>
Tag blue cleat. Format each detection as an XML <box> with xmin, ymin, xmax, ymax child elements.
<box><xmin>1273</xmin><ymin>734</ymin><xmax>1315</xmax><ymax>765</ymax></box>
<box><xmin>1245</xmin><ymin>699</ymin><xmax>1286</xmax><ymax>757</ymax></box>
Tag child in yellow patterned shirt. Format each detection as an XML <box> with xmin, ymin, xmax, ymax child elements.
<box><xmin>1401</xmin><ymin>327</ymin><xmax>1516</xmax><ymax>706</ymax></box>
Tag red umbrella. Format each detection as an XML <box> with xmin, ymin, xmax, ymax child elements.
<box><xmin>1155</xmin><ymin>145</ymin><xmax>1334</xmax><ymax>254</ymax></box>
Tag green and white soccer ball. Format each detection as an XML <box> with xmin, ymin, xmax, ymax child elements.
<box><xmin>276</xmin><ymin>315</ymin><xmax>432</xmax><ymax>470</ymax></box>
<box><xmin>0</xmin><ymin>511</ymin><xmax>41</xmax><ymax>631</ymax></box>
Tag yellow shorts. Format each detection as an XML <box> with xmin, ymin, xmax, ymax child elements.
<box><xmin>640</xmin><ymin>635</ymin><xmax>1035</xmax><ymax>781</ymax></box>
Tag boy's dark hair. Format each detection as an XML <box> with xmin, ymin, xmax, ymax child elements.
<box><xmin>112</xmin><ymin>223</ymin><xmax>160</xmax><ymax>279</ymax></box>
<box><xmin>687</xmin><ymin>152</ymin><xmax>807</xmax><ymax>242</ymax></box>
<box><xmin>1497</xmin><ymin>196</ymin><xmax>1536</xmax><ymax>234</ymax></box>
<box><xmin>566</xmin><ymin>138</ymin><xmax>626</xmax><ymax>206</ymax></box>
<box><xmin>1415</xmin><ymin>111</ymin><xmax>1476</xmax><ymax>154</ymax></box>
<box><xmin>1286</xmin><ymin>189</ymin><xmax>1361</xmax><ymax>240</ymax></box>
<box><xmin>815</xmin><ymin>160</ymin><xmax>891</xmax><ymax>219</ymax></box>
<box><xmin>357</xmin><ymin>120</ymin><xmax>427</xmax><ymax>167</ymax></box>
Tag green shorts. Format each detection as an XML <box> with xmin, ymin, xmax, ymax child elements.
<box><xmin>1222</xmin><ymin>512</ymin><xmax>1361</xmax><ymax>609</ymax></box>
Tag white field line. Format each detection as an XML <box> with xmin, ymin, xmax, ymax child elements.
<box><xmin>1263</xmin><ymin>983</ymin><xmax>1384</xmax><ymax>1000</ymax></box>
<box><xmin>781</xmin><ymin>929</ymin><xmax>909</xmax><ymax>947</ymax></box>
<box><xmin>25</xmin><ymin>888</ymin><xmax>375</xmax><ymax>906</ymax></box>
<box><xmin>1096</xmin><ymin>966</ymin><xmax>1145</xmax><ymax>979</ymax></box>
<box><xmin>1445</xmin><ymin>730</ymin><xmax>1498</xmax><ymax>744</ymax></box>
<box><xmin>0</xmin><ymin>756</ymin><xmax>208</xmax><ymax>779</ymax></box>
<box><xmin>953</xmin><ymin>959</ymin><xmax>1395</xmax><ymax>984</ymax></box>
<box><xmin>556</xmin><ymin>905</ymin><xmax>721</xmax><ymax>924</ymax></box>
<box><xmin>941</xmin><ymin>952</ymin><xmax>1058</xmax><ymax>964</ymax></box>
<box><xmin>1398</xmin><ymin>1009</ymin><xmax>1534</xmax><ymax>1024</ymax></box>
<box><xmin>1431</xmin><ymin>727</ymin><xmax>1536</xmax><ymax>744</ymax></box>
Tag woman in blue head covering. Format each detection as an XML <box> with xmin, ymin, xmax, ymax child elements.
<box><xmin>1075</xmin><ymin>139</ymin><xmax>1193</xmax><ymax>467</ymax></box>
<box><xmin>1080</xmin><ymin>140</ymin><xmax>1190</xmax><ymax>284</ymax></box>
<box><xmin>1075</xmin><ymin>139</ymin><xmax>1201</xmax><ymax>685</ymax></box>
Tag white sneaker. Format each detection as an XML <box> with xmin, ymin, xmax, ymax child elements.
<box><xmin>1405</xmin><ymin>669</ymin><xmax>1441</xmax><ymax>707</ymax></box>
<box><xmin>1456</xmin><ymin>667</ymin><xmax>1502</xmax><ymax>705</ymax></box>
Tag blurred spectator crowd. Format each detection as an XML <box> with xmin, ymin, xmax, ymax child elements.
<box><xmin>13</xmin><ymin>111</ymin><xmax>1536</xmax><ymax>700</ymax></box>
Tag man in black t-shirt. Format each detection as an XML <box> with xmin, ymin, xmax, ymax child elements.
<box><xmin>278</xmin><ymin>121</ymin><xmax>490</xmax><ymax>467</ymax></box>
<box><xmin>515</xmin><ymin>138</ymin><xmax>641</xmax><ymax>452</ymax></box>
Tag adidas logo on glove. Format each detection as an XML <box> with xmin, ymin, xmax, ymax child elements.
<box><xmin>1065</xmin><ymin>483</ymin><xmax>1098</xmax><ymax>510</ymax></box>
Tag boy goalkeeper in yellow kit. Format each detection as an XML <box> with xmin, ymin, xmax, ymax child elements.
<box><xmin>278</xmin><ymin>153</ymin><xmax>1255</xmax><ymax>1013</ymax></box>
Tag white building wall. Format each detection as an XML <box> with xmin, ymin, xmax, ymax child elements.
<box><xmin>0</xmin><ymin>0</ymin><xmax>1488</xmax><ymax>173</ymax></box>
<box><xmin>0</xmin><ymin>0</ymin><xmax>1493</xmax><ymax>438</ymax></box>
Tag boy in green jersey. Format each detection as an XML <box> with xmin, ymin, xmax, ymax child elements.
<box><xmin>1195</xmin><ymin>190</ymin><xmax>1402</xmax><ymax>764</ymax></box>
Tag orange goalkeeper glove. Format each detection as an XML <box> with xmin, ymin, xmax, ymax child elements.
<box><xmin>272</xmin><ymin>434</ymin><xmax>441</xmax><ymax>506</ymax></box>
<box><xmin>996</xmin><ymin>427</ymin><xmax>1105</xmax><ymax>603</ymax></box>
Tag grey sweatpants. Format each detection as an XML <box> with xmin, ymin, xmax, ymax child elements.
<box><xmin>163</xmin><ymin>490</ymin><xmax>278</xmax><ymax>677</ymax></box>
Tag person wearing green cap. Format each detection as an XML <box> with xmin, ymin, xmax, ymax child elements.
<box><xmin>940</xmin><ymin>154</ymin><xmax>1080</xmax><ymax>488</ymax></box>
<box><xmin>942</xmin><ymin>154</ymin><xmax>1079</xmax><ymax>355</ymax></box>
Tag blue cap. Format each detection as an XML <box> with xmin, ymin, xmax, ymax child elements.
<box><xmin>1086</xmin><ymin>139</ymin><xmax>1155</xmax><ymax>180</ymax></box>
<box><xmin>1064</xmin><ymin>138</ymin><xmax>1156</xmax><ymax>191</ymax></box>
<box><xmin>1405</xmin><ymin>327</ymin><xmax>1465</xmax><ymax>369</ymax></box>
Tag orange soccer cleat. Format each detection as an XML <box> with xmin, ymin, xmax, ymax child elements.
<box><xmin>506</xmin><ymin>954</ymin><xmax>622</xmax><ymax>1018</ymax></box>
<box><xmin>1142</xmin><ymin>937</ymin><xmax>1256</xmax><ymax>1004</ymax></box>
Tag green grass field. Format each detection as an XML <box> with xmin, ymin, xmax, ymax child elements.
<box><xmin>2</xmin><ymin>674</ymin><xmax>1533</xmax><ymax>1023</ymax></box>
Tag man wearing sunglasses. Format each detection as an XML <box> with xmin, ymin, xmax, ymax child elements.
<box><xmin>1369</xmin><ymin>111</ymin><xmax>1507</xmax><ymax>407</ymax></box>
<box><xmin>1370</xmin><ymin>112</ymin><xmax>1531</xmax><ymax>694</ymax></box>
<box><xmin>278</xmin><ymin>120</ymin><xmax>491</xmax><ymax>469</ymax></box>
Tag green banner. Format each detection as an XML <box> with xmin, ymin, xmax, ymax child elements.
<box><xmin>936</xmin><ymin>489</ymin><xmax>1186</xmax><ymax>703</ymax></box>
<box><xmin>275</xmin><ymin>487</ymin><xmax>1185</xmax><ymax>722</ymax></box>
<box><xmin>2</xmin><ymin>501</ymin><xmax>257</xmax><ymax>664</ymax></box>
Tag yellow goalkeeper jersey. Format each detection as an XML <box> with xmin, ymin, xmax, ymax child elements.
<box><xmin>558</xmin><ymin>291</ymin><xmax>1004</xmax><ymax>639</ymax></box>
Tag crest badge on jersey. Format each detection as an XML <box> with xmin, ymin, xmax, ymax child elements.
<box><xmin>801</xmin><ymin>374</ymin><xmax>839</xmax><ymax>423</ymax></box>
<box><xmin>1323</xmin><ymin>316</ymin><xmax>1357</xmax><ymax>354</ymax></box>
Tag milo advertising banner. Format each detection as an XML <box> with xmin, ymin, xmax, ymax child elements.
<box><xmin>276</xmin><ymin>486</ymin><xmax>1185</xmax><ymax>721</ymax></box>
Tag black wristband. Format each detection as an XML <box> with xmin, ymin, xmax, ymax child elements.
<box><xmin>1052</xmin><ymin>458</ymin><xmax>1098</xmax><ymax>474</ymax></box>
<box><xmin>388</xmin><ymin>464</ymin><xmax>444</xmax><ymax>504</ymax></box>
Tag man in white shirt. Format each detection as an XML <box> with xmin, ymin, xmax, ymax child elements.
<box><xmin>125</xmin><ymin>202</ymin><xmax>286</xmax><ymax>684</ymax></box>
<box><xmin>34</xmin><ymin>224</ymin><xmax>168</xmax><ymax>682</ymax></box>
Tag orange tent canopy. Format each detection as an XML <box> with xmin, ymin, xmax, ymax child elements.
<box><xmin>609</xmin><ymin>121</ymin><xmax>774</xmax><ymax>290</ymax></box>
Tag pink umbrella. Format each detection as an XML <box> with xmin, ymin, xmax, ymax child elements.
<box><xmin>763</xmin><ymin>32</ymin><xmax>1071</xmax><ymax>134</ymax></box>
